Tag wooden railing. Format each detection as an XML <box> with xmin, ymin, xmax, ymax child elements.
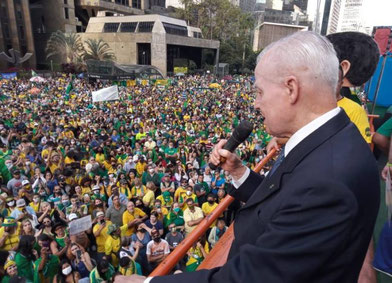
<box><xmin>150</xmin><ymin>148</ymin><xmax>278</xmax><ymax>276</ymax></box>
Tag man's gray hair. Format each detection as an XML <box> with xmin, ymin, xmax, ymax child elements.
<box><xmin>257</xmin><ymin>31</ymin><xmax>339</xmax><ymax>92</ymax></box>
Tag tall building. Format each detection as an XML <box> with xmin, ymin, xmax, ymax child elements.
<box><xmin>326</xmin><ymin>0</ymin><xmax>342</xmax><ymax>34</ymax></box>
<box><xmin>0</xmin><ymin>0</ymin><xmax>36</xmax><ymax>70</ymax></box>
<box><xmin>339</xmin><ymin>0</ymin><xmax>363</xmax><ymax>32</ymax></box>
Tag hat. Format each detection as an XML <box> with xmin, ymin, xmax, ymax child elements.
<box><xmin>92</xmin><ymin>185</ymin><xmax>100</xmax><ymax>191</ymax></box>
<box><xmin>16</xmin><ymin>198</ymin><xmax>26</xmax><ymax>207</ymax></box>
<box><xmin>162</xmin><ymin>191</ymin><xmax>171</xmax><ymax>201</ymax></box>
<box><xmin>68</xmin><ymin>213</ymin><xmax>78</xmax><ymax>221</ymax></box>
<box><xmin>4</xmin><ymin>260</ymin><xmax>16</xmax><ymax>270</ymax></box>
<box><xmin>5</xmin><ymin>196</ymin><xmax>14</xmax><ymax>203</ymax></box>
<box><xmin>133</xmin><ymin>155</ymin><xmax>139</xmax><ymax>162</ymax></box>
<box><xmin>52</xmin><ymin>222</ymin><xmax>67</xmax><ymax>235</ymax></box>
<box><xmin>107</xmin><ymin>224</ymin><xmax>119</xmax><ymax>235</ymax></box>
<box><xmin>96</xmin><ymin>211</ymin><xmax>104</xmax><ymax>217</ymax></box>
<box><xmin>12</xmin><ymin>169</ymin><xmax>20</xmax><ymax>175</ymax></box>
<box><xmin>22</xmin><ymin>180</ymin><xmax>30</xmax><ymax>186</ymax></box>
<box><xmin>2</xmin><ymin>217</ymin><xmax>17</xmax><ymax>227</ymax></box>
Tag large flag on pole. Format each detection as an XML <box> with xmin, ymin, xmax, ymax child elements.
<box><xmin>92</xmin><ymin>85</ymin><xmax>119</xmax><ymax>103</ymax></box>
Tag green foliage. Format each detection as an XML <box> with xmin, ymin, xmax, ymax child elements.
<box><xmin>45</xmin><ymin>30</ymin><xmax>84</xmax><ymax>63</ymax></box>
<box><xmin>178</xmin><ymin>0</ymin><xmax>257</xmax><ymax>73</ymax></box>
<box><xmin>83</xmin><ymin>38</ymin><xmax>116</xmax><ymax>61</ymax></box>
<box><xmin>45</xmin><ymin>31</ymin><xmax>116</xmax><ymax>73</ymax></box>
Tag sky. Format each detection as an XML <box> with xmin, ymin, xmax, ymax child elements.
<box><xmin>306</xmin><ymin>0</ymin><xmax>392</xmax><ymax>33</ymax></box>
<box><xmin>362</xmin><ymin>0</ymin><xmax>392</xmax><ymax>27</ymax></box>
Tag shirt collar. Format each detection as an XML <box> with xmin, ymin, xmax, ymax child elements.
<box><xmin>285</xmin><ymin>107</ymin><xmax>341</xmax><ymax>157</ymax></box>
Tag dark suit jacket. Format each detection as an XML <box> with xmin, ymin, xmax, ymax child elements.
<box><xmin>153</xmin><ymin>110</ymin><xmax>380</xmax><ymax>283</ymax></box>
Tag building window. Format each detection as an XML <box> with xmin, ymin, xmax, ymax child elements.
<box><xmin>138</xmin><ymin>22</ymin><xmax>154</xmax><ymax>33</ymax></box>
<box><xmin>163</xmin><ymin>23</ymin><xmax>188</xmax><ymax>36</ymax></box>
<box><xmin>120</xmin><ymin>22</ymin><xmax>137</xmax><ymax>32</ymax></box>
<box><xmin>132</xmin><ymin>0</ymin><xmax>141</xmax><ymax>9</ymax></box>
<box><xmin>193</xmin><ymin>31</ymin><xmax>202</xmax><ymax>38</ymax></box>
<box><xmin>64</xmin><ymin>0</ymin><xmax>68</xmax><ymax>4</ymax></box>
<box><xmin>115</xmin><ymin>0</ymin><xmax>129</xmax><ymax>5</ymax></box>
<box><xmin>64</xmin><ymin>8</ymin><xmax>69</xmax><ymax>19</ymax></box>
<box><xmin>103</xmin><ymin>23</ymin><xmax>120</xmax><ymax>32</ymax></box>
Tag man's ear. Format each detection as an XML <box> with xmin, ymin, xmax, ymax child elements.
<box><xmin>340</xmin><ymin>60</ymin><xmax>354</xmax><ymax>87</ymax></box>
<box><xmin>285</xmin><ymin>76</ymin><xmax>299</xmax><ymax>104</ymax></box>
<box><xmin>340</xmin><ymin>60</ymin><xmax>351</xmax><ymax>77</ymax></box>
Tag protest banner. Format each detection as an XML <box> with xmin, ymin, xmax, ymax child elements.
<box><xmin>69</xmin><ymin>215</ymin><xmax>92</xmax><ymax>235</ymax></box>
<box><xmin>92</xmin><ymin>85</ymin><xmax>119</xmax><ymax>102</ymax></box>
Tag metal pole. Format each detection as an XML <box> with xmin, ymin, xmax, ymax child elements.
<box><xmin>371</xmin><ymin>54</ymin><xmax>387</xmax><ymax>114</ymax></box>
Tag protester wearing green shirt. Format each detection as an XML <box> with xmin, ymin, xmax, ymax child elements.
<box><xmin>89</xmin><ymin>259</ymin><xmax>115</xmax><ymax>283</ymax></box>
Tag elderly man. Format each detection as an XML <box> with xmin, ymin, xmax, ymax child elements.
<box><xmin>115</xmin><ymin>32</ymin><xmax>380</xmax><ymax>283</ymax></box>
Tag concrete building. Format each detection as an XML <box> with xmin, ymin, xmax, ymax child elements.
<box><xmin>252</xmin><ymin>21</ymin><xmax>307</xmax><ymax>51</ymax></box>
<box><xmin>0</xmin><ymin>0</ymin><xmax>36</xmax><ymax>70</ymax></box>
<box><xmin>80</xmin><ymin>14</ymin><xmax>219</xmax><ymax>76</ymax></box>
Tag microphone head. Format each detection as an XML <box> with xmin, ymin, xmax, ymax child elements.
<box><xmin>232</xmin><ymin>120</ymin><xmax>254</xmax><ymax>144</ymax></box>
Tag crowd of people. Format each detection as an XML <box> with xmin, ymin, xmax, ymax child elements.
<box><xmin>0</xmin><ymin>74</ymin><xmax>272</xmax><ymax>282</ymax></box>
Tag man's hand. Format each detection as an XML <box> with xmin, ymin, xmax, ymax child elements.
<box><xmin>209</xmin><ymin>139</ymin><xmax>245</xmax><ymax>180</ymax></box>
<box><xmin>114</xmin><ymin>275</ymin><xmax>146</xmax><ymax>283</ymax></box>
<box><xmin>266</xmin><ymin>137</ymin><xmax>288</xmax><ymax>154</ymax></box>
<box><xmin>382</xmin><ymin>164</ymin><xmax>392</xmax><ymax>180</ymax></box>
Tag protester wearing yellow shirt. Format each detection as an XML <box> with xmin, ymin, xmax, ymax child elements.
<box><xmin>142</xmin><ymin>182</ymin><xmax>156</xmax><ymax>208</ymax></box>
<box><xmin>337</xmin><ymin>96</ymin><xmax>371</xmax><ymax>143</ymax></box>
<box><xmin>122</xmin><ymin>201</ymin><xmax>147</xmax><ymax>237</ymax></box>
<box><xmin>131</xmin><ymin>179</ymin><xmax>147</xmax><ymax>200</ymax></box>
<box><xmin>201</xmin><ymin>194</ymin><xmax>219</xmax><ymax>228</ymax></box>
<box><xmin>105</xmin><ymin>223</ymin><xmax>128</xmax><ymax>267</ymax></box>
<box><xmin>93</xmin><ymin>212</ymin><xmax>112</xmax><ymax>254</ymax></box>
<box><xmin>95</xmin><ymin>149</ymin><xmax>106</xmax><ymax>164</ymax></box>
<box><xmin>174</xmin><ymin>180</ymin><xmax>188</xmax><ymax>202</ymax></box>
<box><xmin>156</xmin><ymin>191</ymin><xmax>173</xmax><ymax>209</ymax></box>
<box><xmin>0</xmin><ymin>217</ymin><xmax>20</xmax><ymax>251</ymax></box>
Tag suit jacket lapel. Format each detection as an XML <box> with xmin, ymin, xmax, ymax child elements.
<box><xmin>242</xmin><ymin>110</ymin><xmax>351</xmax><ymax>210</ymax></box>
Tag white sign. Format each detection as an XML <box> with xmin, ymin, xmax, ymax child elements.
<box><xmin>69</xmin><ymin>215</ymin><xmax>92</xmax><ymax>235</ymax></box>
<box><xmin>92</xmin><ymin>85</ymin><xmax>119</xmax><ymax>103</ymax></box>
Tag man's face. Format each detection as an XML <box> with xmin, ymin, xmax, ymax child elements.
<box><xmin>127</xmin><ymin>201</ymin><xmax>134</xmax><ymax>212</ymax></box>
<box><xmin>254</xmin><ymin>59</ymin><xmax>292</xmax><ymax>137</ymax></box>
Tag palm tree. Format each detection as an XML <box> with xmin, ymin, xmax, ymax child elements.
<box><xmin>83</xmin><ymin>38</ymin><xmax>116</xmax><ymax>61</ymax></box>
<box><xmin>45</xmin><ymin>31</ymin><xmax>85</xmax><ymax>63</ymax></box>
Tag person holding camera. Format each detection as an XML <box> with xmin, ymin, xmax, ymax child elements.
<box><xmin>68</xmin><ymin>243</ymin><xmax>94</xmax><ymax>282</ymax></box>
<box><xmin>34</xmin><ymin>234</ymin><xmax>60</xmax><ymax>283</ymax></box>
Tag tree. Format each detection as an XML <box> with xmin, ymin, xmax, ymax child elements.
<box><xmin>177</xmin><ymin>0</ymin><xmax>256</xmax><ymax>74</ymax></box>
<box><xmin>45</xmin><ymin>30</ymin><xmax>84</xmax><ymax>63</ymax></box>
<box><xmin>83</xmin><ymin>38</ymin><xmax>116</xmax><ymax>61</ymax></box>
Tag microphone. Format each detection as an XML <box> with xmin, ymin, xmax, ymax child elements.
<box><xmin>209</xmin><ymin>120</ymin><xmax>254</xmax><ymax>170</ymax></box>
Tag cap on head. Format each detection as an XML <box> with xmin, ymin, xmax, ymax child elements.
<box><xmin>2</xmin><ymin>217</ymin><xmax>17</xmax><ymax>227</ymax></box>
<box><xmin>16</xmin><ymin>199</ymin><xmax>26</xmax><ymax>207</ymax></box>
